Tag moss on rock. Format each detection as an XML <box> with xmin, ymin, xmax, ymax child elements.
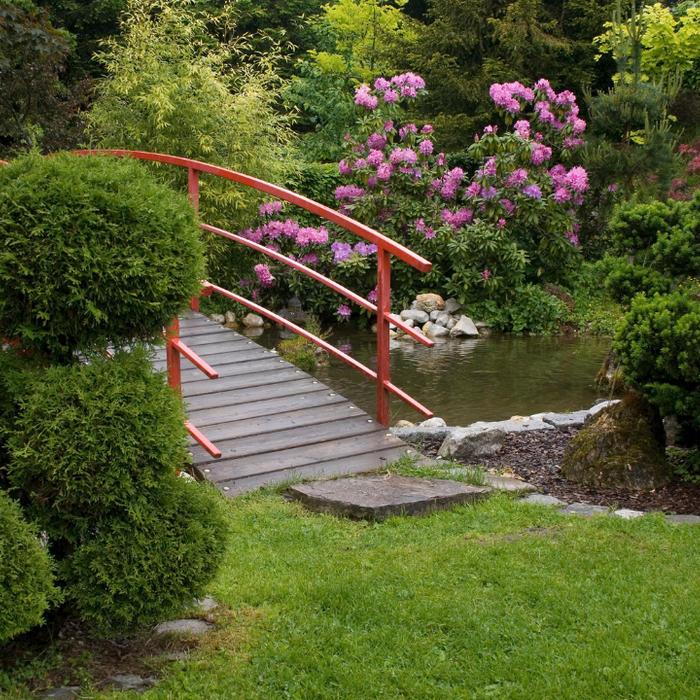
<box><xmin>561</xmin><ymin>392</ymin><xmax>671</xmax><ymax>489</ymax></box>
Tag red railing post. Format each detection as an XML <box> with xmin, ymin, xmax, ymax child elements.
<box><xmin>188</xmin><ymin>168</ymin><xmax>201</xmax><ymax>312</ymax></box>
<box><xmin>166</xmin><ymin>318</ymin><xmax>182</xmax><ymax>392</ymax></box>
<box><xmin>376</xmin><ymin>246</ymin><xmax>392</xmax><ymax>426</ymax></box>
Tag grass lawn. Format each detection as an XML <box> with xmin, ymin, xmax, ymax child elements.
<box><xmin>6</xmin><ymin>479</ymin><xmax>700</xmax><ymax>699</ymax></box>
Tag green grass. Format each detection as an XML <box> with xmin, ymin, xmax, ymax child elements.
<box><xmin>8</xmin><ymin>488</ymin><xmax>700</xmax><ymax>699</ymax></box>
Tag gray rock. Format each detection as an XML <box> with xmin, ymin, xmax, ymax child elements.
<box><xmin>587</xmin><ymin>399</ymin><xmax>620</xmax><ymax>418</ymax></box>
<box><xmin>470</xmin><ymin>419</ymin><xmax>554</xmax><ymax>434</ymax></box>
<box><xmin>393</xmin><ymin>420</ymin><xmax>416</xmax><ymax>428</ymax></box>
<box><xmin>474</xmin><ymin>321</ymin><xmax>490</xmax><ymax>329</ymax></box>
<box><xmin>286</xmin><ymin>474</ymin><xmax>490</xmax><ymax>521</ymax></box>
<box><xmin>224</xmin><ymin>311</ymin><xmax>237</xmax><ymax>325</ymax></box>
<box><xmin>391</xmin><ymin>426</ymin><xmax>453</xmax><ymax>443</ymax></box>
<box><xmin>449</xmin><ymin>315</ymin><xmax>480</xmax><ymax>338</ymax></box>
<box><xmin>521</xmin><ymin>494</ymin><xmax>567</xmax><ymax>506</ymax></box>
<box><xmin>561</xmin><ymin>503</ymin><xmax>610</xmax><ymax>516</ymax></box>
<box><xmin>242</xmin><ymin>327</ymin><xmax>263</xmax><ymax>338</ymax></box>
<box><xmin>429</xmin><ymin>310</ymin><xmax>441</xmax><ymax>321</ymax></box>
<box><xmin>154</xmin><ymin>619</ymin><xmax>213</xmax><ymax>636</ymax></box>
<box><xmin>419</xmin><ymin>417</ymin><xmax>447</xmax><ymax>428</ymax></box>
<box><xmin>400</xmin><ymin>309</ymin><xmax>430</xmax><ymax>324</ymax></box>
<box><xmin>484</xmin><ymin>475</ymin><xmax>537</xmax><ymax>493</ymax></box>
<box><xmin>439</xmin><ymin>426</ymin><xmax>505</xmax><ymax>461</ymax></box>
<box><xmin>667</xmin><ymin>514</ymin><xmax>700</xmax><ymax>524</ymax></box>
<box><xmin>39</xmin><ymin>688</ymin><xmax>81</xmax><ymax>700</ymax></box>
<box><xmin>426</xmin><ymin>324</ymin><xmax>450</xmax><ymax>338</ymax></box>
<box><xmin>542</xmin><ymin>410</ymin><xmax>590</xmax><ymax>430</ymax></box>
<box><xmin>106</xmin><ymin>675</ymin><xmax>157</xmax><ymax>692</ymax></box>
<box><xmin>446</xmin><ymin>318</ymin><xmax>456</xmax><ymax>331</ymax></box>
<box><xmin>443</xmin><ymin>298</ymin><xmax>462</xmax><ymax>315</ymax></box>
<box><xmin>197</xmin><ymin>596</ymin><xmax>217</xmax><ymax>612</ymax></box>
<box><xmin>612</xmin><ymin>508</ymin><xmax>645</xmax><ymax>519</ymax></box>
<box><xmin>243</xmin><ymin>313</ymin><xmax>264</xmax><ymax>328</ymax></box>
<box><xmin>435</xmin><ymin>313</ymin><xmax>451</xmax><ymax>327</ymax></box>
<box><xmin>209</xmin><ymin>313</ymin><xmax>225</xmax><ymax>324</ymax></box>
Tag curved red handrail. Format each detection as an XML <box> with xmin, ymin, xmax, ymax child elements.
<box><xmin>1</xmin><ymin>149</ymin><xmax>435</xmax><ymax>426</ymax></box>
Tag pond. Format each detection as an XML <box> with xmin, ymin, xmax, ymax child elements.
<box><xmin>252</xmin><ymin>326</ymin><xmax>613</xmax><ymax>426</ymax></box>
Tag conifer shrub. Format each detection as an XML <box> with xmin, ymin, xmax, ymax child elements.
<box><xmin>64</xmin><ymin>474</ymin><xmax>229</xmax><ymax>635</ymax></box>
<box><xmin>0</xmin><ymin>153</ymin><xmax>205</xmax><ymax>362</ymax></box>
<box><xmin>0</xmin><ymin>489</ymin><xmax>61</xmax><ymax>643</ymax></box>
<box><xmin>614</xmin><ymin>290</ymin><xmax>700</xmax><ymax>442</ymax></box>
<box><xmin>5</xmin><ymin>348</ymin><xmax>189</xmax><ymax>544</ymax></box>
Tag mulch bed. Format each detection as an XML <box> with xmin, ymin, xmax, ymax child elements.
<box><xmin>421</xmin><ymin>430</ymin><xmax>700</xmax><ymax>515</ymax></box>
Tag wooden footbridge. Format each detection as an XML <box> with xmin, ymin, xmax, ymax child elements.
<box><xmin>81</xmin><ymin>151</ymin><xmax>436</xmax><ymax>494</ymax></box>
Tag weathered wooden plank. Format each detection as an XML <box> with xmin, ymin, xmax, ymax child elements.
<box><xmin>186</xmin><ymin>389</ymin><xmax>344</xmax><ymax>427</ymax></box>
<box><xmin>187</xmin><ymin>400</ymin><xmax>367</xmax><ymax>445</ymax></box>
<box><xmin>181</xmin><ymin>377</ymin><xmax>323</xmax><ymax>411</ymax></box>
<box><xmin>209</xmin><ymin>446</ymin><xmax>409</xmax><ymax>495</ymax></box>
<box><xmin>181</xmin><ymin>367</ymin><xmax>304</xmax><ymax>397</ymax></box>
<box><xmin>190</xmin><ymin>414</ymin><xmax>386</xmax><ymax>466</ymax></box>
<box><xmin>200</xmin><ymin>431</ymin><xmax>408</xmax><ymax>483</ymax></box>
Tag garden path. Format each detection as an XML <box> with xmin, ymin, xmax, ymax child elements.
<box><xmin>153</xmin><ymin>313</ymin><xmax>410</xmax><ymax>495</ymax></box>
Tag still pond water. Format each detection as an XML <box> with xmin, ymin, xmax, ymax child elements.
<box><xmin>253</xmin><ymin>326</ymin><xmax>612</xmax><ymax>426</ymax></box>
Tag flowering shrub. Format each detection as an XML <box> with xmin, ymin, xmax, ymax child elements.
<box><xmin>232</xmin><ymin>73</ymin><xmax>593</xmax><ymax>327</ymax></box>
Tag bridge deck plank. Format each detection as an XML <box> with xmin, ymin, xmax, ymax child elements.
<box><xmin>164</xmin><ymin>313</ymin><xmax>410</xmax><ymax>495</ymax></box>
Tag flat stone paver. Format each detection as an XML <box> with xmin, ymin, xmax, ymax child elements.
<box><xmin>154</xmin><ymin>619</ymin><xmax>213</xmax><ymax>636</ymax></box>
<box><xmin>39</xmin><ymin>688</ymin><xmax>81</xmax><ymax>700</ymax></box>
<box><xmin>562</xmin><ymin>502</ymin><xmax>610</xmax><ymax>517</ymax></box>
<box><xmin>286</xmin><ymin>475</ymin><xmax>491</xmax><ymax>521</ymax></box>
<box><xmin>484</xmin><ymin>475</ymin><xmax>537</xmax><ymax>493</ymax></box>
<box><xmin>521</xmin><ymin>494</ymin><xmax>567</xmax><ymax>506</ymax></box>
<box><xmin>612</xmin><ymin>508</ymin><xmax>645</xmax><ymax>519</ymax></box>
<box><xmin>667</xmin><ymin>514</ymin><xmax>700</xmax><ymax>524</ymax></box>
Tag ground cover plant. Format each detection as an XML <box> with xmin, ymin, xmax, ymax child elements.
<box><xmin>4</xmin><ymin>489</ymin><xmax>700</xmax><ymax>698</ymax></box>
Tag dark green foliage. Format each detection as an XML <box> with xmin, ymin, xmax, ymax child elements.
<box><xmin>607</xmin><ymin>198</ymin><xmax>683</xmax><ymax>254</ymax></box>
<box><xmin>603</xmin><ymin>257</ymin><xmax>673</xmax><ymax>306</ymax></box>
<box><xmin>6</xmin><ymin>348</ymin><xmax>189</xmax><ymax>544</ymax></box>
<box><xmin>282</xmin><ymin>161</ymin><xmax>345</xmax><ymax>210</ymax></box>
<box><xmin>614</xmin><ymin>290</ymin><xmax>700</xmax><ymax>441</ymax></box>
<box><xmin>0</xmin><ymin>3</ymin><xmax>91</xmax><ymax>156</ymax></box>
<box><xmin>0</xmin><ymin>153</ymin><xmax>205</xmax><ymax>362</ymax></box>
<box><xmin>602</xmin><ymin>193</ymin><xmax>700</xmax><ymax>305</ymax></box>
<box><xmin>0</xmin><ymin>488</ymin><xmax>61</xmax><ymax>643</ymax></box>
<box><xmin>63</xmin><ymin>474</ymin><xmax>229</xmax><ymax>635</ymax></box>
<box><xmin>463</xmin><ymin>284</ymin><xmax>568</xmax><ymax>333</ymax></box>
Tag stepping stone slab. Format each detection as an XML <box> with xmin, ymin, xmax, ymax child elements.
<box><xmin>39</xmin><ymin>688</ymin><xmax>81</xmax><ymax>700</ymax></box>
<box><xmin>667</xmin><ymin>514</ymin><xmax>700</xmax><ymax>524</ymax></box>
<box><xmin>154</xmin><ymin>619</ymin><xmax>213</xmax><ymax>636</ymax></box>
<box><xmin>521</xmin><ymin>494</ymin><xmax>567</xmax><ymax>507</ymax></box>
<box><xmin>542</xmin><ymin>410</ymin><xmax>590</xmax><ymax>430</ymax></box>
<box><xmin>612</xmin><ymin>508</ymin><xmax>645</xmax><ymax>519</ymax></box>
<box><xmin>106</xmin><ymin>675</ymin><xmax>157</xmax><ymax>693</ymax></box>
<box><xmin>562</xmin><ymin>502</ymin><xmax>609</xmax><ymax>517</ymax></box>
<box><xmin>286</xmin><ymin>475</ymin><xmax>491</xmax><ymax>521</ymax></box>
<box><xmin>484</xmin><ymin>475</ymin><xmax>537</xmax><ymax>493</ymax></box>
<box><xmin>469</xmin><ymin>419</ymin><xmax>554</xmax><ymax>434</ymax></box>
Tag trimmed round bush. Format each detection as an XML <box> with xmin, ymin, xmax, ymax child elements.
<box><xmin>0</xmin><ymin>153</ymin><xmax>205</xmax><ymax>361</ymax></box>
<box><xmin>64</xmin><ymin>474</ymin><xmax>230</xmax><ymax>635</ymax></box>
<box><xmin>614</xmin><ymin>290</ymin><xmax>700</xmax><ymax>440</ymax></box>
<box><xmin>0</xmin><ymin>489</ymin><xmax>61</xmax><ymax>643</ymax></box>
<box><xmin>6</xmin><ymin>347</ymin><xmax>189</xmax><ymax>543</ymax></box>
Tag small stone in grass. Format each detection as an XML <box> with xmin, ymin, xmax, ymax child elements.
<box><xmin>562</xmin><ymin>503</ymin><xmax>609</xmax><ymax>517</ymax></box>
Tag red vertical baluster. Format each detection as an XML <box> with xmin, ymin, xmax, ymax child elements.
<box><xmin>188</xmin><ymin>168</ymin><xmax>201</xmax><ymax>312</ymax></box>
<box><xmin>166</xmin><ymin>318</ymin><xmax>182</xmax><ymax>393</ymax></box>
<box><xmin>376</xmin><ymin>246</ymin><xmax>391</xmax><ymax>426</ymax></box>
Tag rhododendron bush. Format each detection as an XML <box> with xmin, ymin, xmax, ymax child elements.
<box><xmin>231</xmin><ymin>72</ymin><xmax>593</xmax><ymax>327</ymax></box>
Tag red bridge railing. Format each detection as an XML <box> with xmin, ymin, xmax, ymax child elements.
<box><xmin>9</xmin><ymin>150</ymin><xmax>435</xmax><ymax>455</ymax></box>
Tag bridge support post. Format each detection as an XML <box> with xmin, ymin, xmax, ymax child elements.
<box><xmin>376</xmin><ymin>247</ymin><xmax>391</xmax><ymax>427</ymax></box>
<box><xmin>166</xmin><ymin>318</ymin><xmax>182</xmax><ymax>393</ymax></box>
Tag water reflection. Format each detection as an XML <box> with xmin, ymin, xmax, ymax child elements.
<box><xmin>255</xmin><ymin>326</ymin><xmax>611</xmax><ymax>425</ymax></box>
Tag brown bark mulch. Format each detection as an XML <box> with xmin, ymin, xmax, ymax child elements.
<box><xmin>421</xmin><ymin>429</ymin><xmax>700</xmax><ymax>515</ymax></box>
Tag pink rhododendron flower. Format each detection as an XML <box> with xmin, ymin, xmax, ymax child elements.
<box><xmin>254</xmin><ymin>264</ymin><xmax>275</xmax><ymax>288</ymax></box>
<box><xmin>337</xmin><ymin>304</ymin><xmax>352</xmax><ymax>320</ymax></box>
<box><xmin>521</xmin><ymin>184</ymin><xmax>543</xmax><ymax>199</ymax></box>
<box><xmin>367</xmin><ymin>149</ymin><xmax>384</xmax><ymax>166</ymax></box>
<box><xmin>338</xmin><ymin>159</ymin><xmax>353</xmax><ymax>175</ymax></box>
<box><xmin>497</xmin><ymin>219</ymin><xmax>506</xmax><ymax>228</ymax></box>
<box><xmin>331</xmin><ymin>241</ymin><xmax>353</xmax><ymax>263</ymax></box>
<box><xmin>367</xmin><ymin>133</ymin><xmax>387</xmax><ymax>150</ymax></box>
<box><xmin>376</xmin><ymin>163</ymin><xmax>394</xmax><ymax>181</ymax></box>
<box><xmin>530</xmin><ymin>143</ymin><xmax>553</xmax><ymax>165</ymax></box>
<box><xmin>566</xmin><ymin>166</ymin><xmax>589</xmax><ymax>193</ymax></box>
<box><xmin>505</xmin><ymin>169</ymin><xmax>528</xmax><ymax>187</ymax></box>
<box><xmin>482</xmin><ymin>270</ymin><xmax>491</xmax><ymax>280</ymax></box>
<box><xmin>514</xmin><ymin>120</ymin><xmax>531</xmax><ymax>139</ymax></box>
<box><xmin>383</xmin><ymin>89</ymin><xmax>399</xmax><ymax>103</ymax></box>
<box><xmin>399</xmin><ymin>124</ymin><xmax>418</xmax><ymax>139</ymax></box>
<box><xmin>374</xmin><ymin>77</ymin><xmax>391</xmax><ymax>91</ymax></box>
<box><xmin>421</xmin><ymin>125</ymin><xmax>434</xmax><ymax>134</ymax></box>
<box><xmin>355</xmin><ymin>242</ymin><xmax>378</xmax><ymax>256</ymax></box>
<box><xmin>424</xmin><ymin>227</ymin><xmax>435</xmax><ymax>239</ymax></box>
<box><xmin>419</xmin><ymin>140</ymin><xmax>434</xmax><ymax>155</ymax></box>
<box><xmin>299</xmin><ymin>253</ymin><xmax>319</xmax><ymax>265</ymax></box>
<box><xmin>554</xmin><ymin>187</ymin><xmax>571</xmax><ymax>203</ymax></box>
<box><xmin>355</xmin><ymin>84</ymin><xmax>378</xmax><ymax>109</ymax></box>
